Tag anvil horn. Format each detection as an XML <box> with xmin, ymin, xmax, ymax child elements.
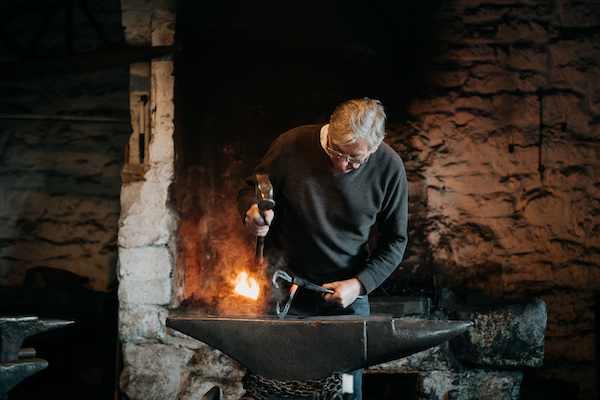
<box><xmin>167</xmin><ymin>314</ymin><xmax>472</xmax><ymax>381</ymax></box>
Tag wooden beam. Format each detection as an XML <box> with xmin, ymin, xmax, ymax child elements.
<box><xmin>0</xmin><ymin>44</ymin><xmax>181</xmax><ymax>81</ymax></box>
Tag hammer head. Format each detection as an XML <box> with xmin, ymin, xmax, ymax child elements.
<box><xmin>255</xmin><ymin>174</ymin><xmax>275</xmax><ymax>212</ymax></box>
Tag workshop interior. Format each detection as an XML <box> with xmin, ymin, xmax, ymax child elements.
<box><xmin>0</xmin><ymin>0</ymin><xmax>599</xmax><ymax>399</ymax></box>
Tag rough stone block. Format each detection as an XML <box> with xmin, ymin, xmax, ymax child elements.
<box><xmin>151</xmin><ymin>9</ymin><xmax>176</xmax><ymax>46</ymax></box>
<box><xmin>120</xmin><ymin>341</ymin><xmax>195</xmax><ymax>400</ymax></box>
<box><xmin>463</xmin><ymin>65</ymin><xmax>543</xmax><ymax>93</ymax></box>
<box><xmin>121</xmin><ymin>10</ymin><xmax>152</xmax><ymax>46</ymax></box>
<box><xmin>560</xmin><ymin>2</ymin><xmax>600</xmax><ymax>27</ymax></box>
<box><xmin>118</xmin><ymin>180</ymin><xmax>176</xmax><ymax>247</ymax></box>
<box><xmin>143</xmin><ymin>160</ymin><xmax>175</xmax><ymax>183</ymax></box>
<box><xmin>187</xmin><ymin>347</ymin><xmax>245</xmax><ymax>380</ymax></box>
<box><xmin>118</xmin><ymin>274</ymin><xmax>172</xmax><ymax>305</ymax></box>
<box><xmin>164</xmin><ymin>327</ymin><xmax>207</xmax><ymax>350</ymax></box>
<box><xmin>123</xmin><ymin>340</ymin><xmax>194</xmax><ymax>372</ymax></box>
<box><xmin>120</xmin><ymin>365</ymin><xmax>182</xmax><ymax>400</ymax></box>
<box><xmin>118</xmin><ymin>245</ymin><xmax>172</xmax><ymax>280</ymax></box>
<box><xmin>506</xmin><ymin>46</ymin><xmax>547</xmax><ymax>72</ymax></box>
<box><xmin>120</xmin><ymin>339</ymin><xmax>246</xmax><ymax>400</ymax></box>
<box><xmin>440</xmin><ymin>45</ymin><xmax>498</xmax><ymax>63</ymax></box>
<box><xmin>496</xmin><ymin>20</ymin><xmax>546</xmax><ymax>43</ymax></box>
<box><xmin>150</xmin><ymin>61</ymin><xmax>175</xmax><ymax>164</ymax></box>
<box><xmin>368</xmin><ymin>343</ymin><xmax>455</xmax><ymax>373</ymax></box>
<box><xmin>119</xmin><ymin>304</ymin><xmax>169</xmax><ymax>341</ymax></box>
<box><xmin>417</xmin><ymin>369</ymin><xmax>523</xmax><ymax>400</ymax></box>
<box><xmin>450</xmin><ymin>299</ymin><xmax>547</xmax><ymax>368</ymax></box>
<box><xmin>131</xmin><ymin>61</ymin><xmax>151</xmax><ymax>79</ymax></box>
<box><xmin>152</xmin><ymin>61</ymin><xmax>174</xmax><ymax>106</ymax></box>
<box><xmin>417</xmin><ymin>370</ymin><xmax>455</xmax><ymax>400</ymax></box>
<box><xmin>430</xmin><ymin>67</ymin><xmax>470</xmax><ymax>88</ymax></box>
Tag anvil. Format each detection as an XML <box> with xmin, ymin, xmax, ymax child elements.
<box><xmin>0</xmin><ymin>358</ymin><xmax>48</xmax><ymax>399</ymax></box>
<box><xmin>0</xmin><ymin>316</ymin><xmax>74</xmax><ymax>399</ymax></box>
<box><xmin>167</xmin><ymin>313</ymin><xmax>472</xmax><ymax>381</ymax></box>
<box><xmin>0</xmin><ymin>316</ymin><xmax>74</xmax><ymax>363</ymax></box>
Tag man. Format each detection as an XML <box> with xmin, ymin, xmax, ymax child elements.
<box><xmin>237</xmin><ymin>98</ymin><xmax>408</xmax><ymax>399</ymax></box>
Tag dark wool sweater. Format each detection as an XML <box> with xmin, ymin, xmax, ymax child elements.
<box><xmin>238</xmin><ymin>124</ymin><xmax>408</xmax><ymax>294</ymax></box>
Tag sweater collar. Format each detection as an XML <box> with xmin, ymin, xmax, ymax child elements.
<box><xmin>320</xmin><ymin>124</ymin><xmax>329</xmax><ymax>153</ymax></box>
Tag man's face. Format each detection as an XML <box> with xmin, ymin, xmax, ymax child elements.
<box><xmin>326</xmin><ymin>136</ymin><xmax>375</xmax><ymax>174</ymax></box>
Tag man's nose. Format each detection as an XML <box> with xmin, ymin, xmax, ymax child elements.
<box><xmin>336</xmin><ymin>157</ymin><xmax>349</xmax><ymax>166</ymax></box>
<box><xmin>342</xmin><ymin>157</ymin><xmax>360</xmax><ymax>168</ymax></box>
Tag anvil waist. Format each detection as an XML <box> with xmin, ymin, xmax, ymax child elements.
<box><xmin>279</xmin><ymin>287</ymin><xmax>370</xmax><ymax>317</ymax></box>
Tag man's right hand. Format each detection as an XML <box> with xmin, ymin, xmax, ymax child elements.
<box><xmin>244</xmin><ymin>203</ymin><xmax>274</xmax><ymax>237</ymax></box>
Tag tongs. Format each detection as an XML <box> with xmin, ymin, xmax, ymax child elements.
<box><xmin>271</xmin><ymin>270</ymin><xmax>333</xmax><ymax>319</ymax></box>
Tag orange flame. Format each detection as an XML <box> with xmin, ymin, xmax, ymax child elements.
<box><xmin>233</xmin><ymin>272</ymin><xmax>260</xmax><ymax>300</ymax></box>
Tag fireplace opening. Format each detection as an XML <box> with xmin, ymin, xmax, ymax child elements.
<box><xmin>170</xmin><ymin>0</ymin><xmax>443</xmax><ymax>312</ymax></box>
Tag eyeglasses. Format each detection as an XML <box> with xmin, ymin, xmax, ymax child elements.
<box><xmin>324</xmin><ymin>144</ymin><xmax>370</xmax><ymax>165</ymax></box>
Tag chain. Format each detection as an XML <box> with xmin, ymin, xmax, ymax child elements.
<box><xmin>242</xmin><ymin>371</ymin><xmax>343</xmax><ymax>400</ymax></box>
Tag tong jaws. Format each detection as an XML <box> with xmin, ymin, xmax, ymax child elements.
<box><xmin>272</xmin><ymin>270</ymin><xmax>334</xmax><ymax>319</ymax></box>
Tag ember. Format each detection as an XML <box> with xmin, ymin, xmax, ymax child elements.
<box><xmin>233</xmin><ymin>272</ymin><xmax>260</xmax><ymax>300</ymax></box>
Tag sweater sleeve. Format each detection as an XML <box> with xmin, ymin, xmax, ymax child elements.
<box><xmin>237</xmin><ymin>175</ymin><xmax>258</xmax><ymax>223</ymax></box>
<box><xmin>356</xmin><ymin>161</ymin><xmax>409</xmax><ymax>294</ymax></box>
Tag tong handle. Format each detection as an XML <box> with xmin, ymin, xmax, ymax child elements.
<box><xmin>272</xmin><ymin>270</ymin><xmax>334</xmax><ymax>294</ymax></box>
<box><xmin>292</xmin><ymin>276</ymin><xmax>334</xmax><ymax>294</ymax></box>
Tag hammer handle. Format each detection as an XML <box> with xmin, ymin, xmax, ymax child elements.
<box><xmin>255</xmin><ymin>236</ymin><xmax>265</xmax><ymax>264</ymax></box>
<box><xmin>255</xmin><ymin>210</ymin><xmax>267</xmax><ymax>264</ymax></box>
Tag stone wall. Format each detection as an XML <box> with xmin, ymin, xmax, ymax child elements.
<box><xmin>0</xmin><ymin>0</ymin><xmax>130</xmax><ymax>292</ymax></box>
<box><xmin>389</xmin><ymin>1</ymin><xmax>600</xmax><ymax>398</ymax></box>
<box><xmin>116</xmin><ymin>0</ymin><xmax>193</xmax><ymax>398</ymax></box>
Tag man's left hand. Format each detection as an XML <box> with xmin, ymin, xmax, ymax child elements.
<box><xmin>322</xmin><ymin>278</ymin><xmax>365</xmax><ymax>308</ymax></box>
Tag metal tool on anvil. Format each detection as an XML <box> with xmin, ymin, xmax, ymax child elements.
<box><xmin>272</xmin><ymin>270</ymin><xmax>364</xmax><ymax>319</ymax></box>
<box><xmin>273</xmin><ymin>270</ymin><xmax>334</xmax><ymax>295</ymax></box>
<box><xmin>254</xmin><ymin>174</ymin><xmax>275</xmax><ymax>265</ymax></box>
<box><xmin>271</xmin><ymin>269</ymin><xmax>334</xmax><ymax>319</ymax></box>
<box><xmin>272</xmin><ymin>269</ymin><xmax>334</xmax><ymax>319</ymax></box>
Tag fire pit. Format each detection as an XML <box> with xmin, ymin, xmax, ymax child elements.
<box><xmin>167</xmin><ymin>312</ymin><xmax>472</xmax><ymax>399</ymax></box>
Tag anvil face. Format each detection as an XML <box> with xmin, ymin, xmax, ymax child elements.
<box><xmin>167</xmin><ymin>313</ymin><xmax>472</xmax><ymax>381</ymax></box>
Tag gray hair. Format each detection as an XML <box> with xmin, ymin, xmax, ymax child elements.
<box><xmin>328</xmin><ymin>98</ymin><xmax>387</xmax><ymax>150</ymax></box>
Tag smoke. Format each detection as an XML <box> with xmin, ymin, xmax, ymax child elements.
<box><xmin>173</xmin><ymin>164</ymin><xmax>286</xmax><ymax>316</ymax></box>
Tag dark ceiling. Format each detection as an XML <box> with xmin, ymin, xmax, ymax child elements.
<box><xmin>173</xmin><ymin>0</ymin><xmax>444</xmax><ymax>165</ymax></box>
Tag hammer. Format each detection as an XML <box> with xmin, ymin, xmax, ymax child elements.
<box><xmin>254</xmin><ymin>174</ymin><xmax>275</xmax><ymax>264</ymax></box>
